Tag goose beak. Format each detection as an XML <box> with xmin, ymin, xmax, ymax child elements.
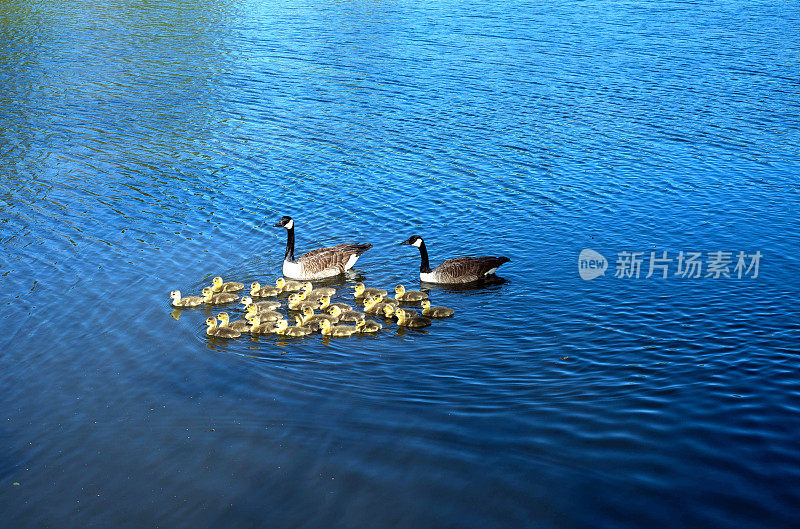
<box><xmin>273</xmin><ymin>220</ymin><xmax>284</xmax><ymax>227</ymax></box>
<box><xmin>399</xmin><ymin>239</ymin><xmax>411</xmax><ymax>246</ymax></box>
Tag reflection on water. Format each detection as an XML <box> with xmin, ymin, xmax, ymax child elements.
<box><xmin>2</xmin><ymin>0</ymin><xmax>800</xmax><ymax>528</ymax></box>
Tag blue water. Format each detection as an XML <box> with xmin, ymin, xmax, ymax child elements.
<box><xmin>2</xmin><ymin>0</ymin><xmax>800</xmax><ymax>527</ymax></box>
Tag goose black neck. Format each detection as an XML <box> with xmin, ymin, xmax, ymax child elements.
<box><xmin>284</xmin><ymin>226</ymin><xmax>296</xmax><ymax>262</ymax></box>
<box><xmin>418</xmin><ymin>240</ymin><xmax>432</xmax><ymax>273</ymax></box>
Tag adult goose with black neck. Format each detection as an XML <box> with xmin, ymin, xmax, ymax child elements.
<box><xmin>274</xmin><ymin>216</ymin><xmax>373</xmax><ymax>280</ymax></box>
<box><xmin>400</xmin><ymin>235</ymin><xmax>510</xmax><ymax>284</ymax></box>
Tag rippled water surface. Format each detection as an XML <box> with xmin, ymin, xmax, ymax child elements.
<box><xmin>2</xmin><ymin>0</ymin><xmax>800</xmax><ymax>527</ymax></box>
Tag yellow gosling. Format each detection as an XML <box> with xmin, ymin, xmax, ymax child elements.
<box><xmin>395</xmin><ymin>308</ymin><xmax>432</xmax><ymax>328</ymax></box>
<box><xmin>250</xmin><ymin>282</ymin><xmax>281</xmax><ymax>298</ymax></box>
<box><xmin>245</xmin><ymin>306</ymin><xmax>282</xmax><ymax>322</ymax></box>
<box><xmin>170</xmin><ymin>290</ymin><xmax>204</xmax><ymax>307</ymax></box>
<box><xmin>319</xmin><ymin>319</ymin><xmax>358</xmax><ymax>337</ymax></box>
<box><xmin>300</xmin><ymin>306</ymin><xmax>339</xmax><ymax>331</ymax></box>
<box><xmin>329</xmin><ymin>305</ymin><xmax>365</xmax><ymax>323</ymax></box>
<box><xmin>355</xmin><ymin>319</ymin><xmax>382</xmax><ymax>333</ymax></box>
<box><xmin>240</xmin><ymin>296</ymin><xmax>280</xmax><ymax>312</ymax></box>
<box><xmin>248</xmin><ymin>315</ymin><xmax>279</xmax><ymax>334</ymax></box>
<box><xmin>276</xmin><ymin>277</ymin><xmax>303</xmax><ymax>292</ymax></box>
<box><xmin>212</xmin><ymin>276</ymin><xmax>244</xmax><ymax>293</ymax></box>
<box><xmin>353</xmin><ymin>282</ymin><xmax>388</xmax><ymax>299</ymax></box>
<box><xmin>394</xmin><ymin>284</ymin><xmax>428</xmax><ymax>302</ymax></box>
<box><xmin>202</xmin><ymin>287</ymin><xmax>239</xmax><ymax>305</ymax></box>
<box><xmin>217</xmin><ymin>312</ymin><xmax>251</xmax><ymax>333</ymax></box>
<box><xmin>275</xmin><ymin>318</ymin><xmax>312</xmax><ymax>336</ymax></box>
<box><xmin>205</xmin><ymin>316</ymin><xmax>241</xmax><ymax>338</ymax></box>
<box><xmin>420</xmin><ymin>300</ymin><xmax>454</xmax><ymax>318</ymax></box>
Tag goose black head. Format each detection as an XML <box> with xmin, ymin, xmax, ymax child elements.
<box><xmin>400</xmin><ymin>235</ymin><xmax>423</xmax><ymax>247</ymax></box>
<box><xmin>273</xmin><ymin>216</ymin><xmax>294</xmax><ymax>229</ymax></box>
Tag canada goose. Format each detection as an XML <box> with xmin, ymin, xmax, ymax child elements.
<box><xmin>202</xmin><ymin>287</ymin><xmax>239</xmax><ymax>304</ymax></box>
<box><xmin>400</xmin><ymin>235</ymin><xmax>510</xmax><ymax>283</ymax></box>
<box><xmin>328</xmin><ymin>305</ymin><xmax>365</xmax><ymax>323</ymax></box>
<box><xmin>274</xmin><ymin>318</ymin><xmax>313</xmax><ymax>336</ymax></box>
<box><xmin>248</xmin><ymin>315</ymin><xmax>280</xmax><ymax>334</ymax></box>
<box><xmin>240</xmin><ymin>296</ymin><xmax>281</xmax><ymax>312</ymax></box>
<box><xmin>217</xmin><ymin>312</ymin><xmax>251</xmax><ymax>333</ymax></box>
<box><xmin>318</xmin><ymin>319</ymin><xmax>358</xmax><ymax>337</ymax></box>
<box><xmin>273</xmin><ymin>216</ymin><xmax>373</xmax><ymax>280</ymax></box>
<box><xmin>395</xmin><ymin>308</ymin><xmax>432</xmax><ymax>328</ymax></box>
<box><xmin>211</xmin><ymin>276</ymin><xmax>244</xmax><ymax>293</ymax></box>
<box><xmin>245</xmin><ymin>306</ymin><xmax>283</xmax><ymax>322</ymax></box>
<box><xmin>250</xmin><ymin>282</ymin><xmax>281</xmax><ymax>298</ymax></box>
<box><xmin>420</xmin><ymin>300</ymin><xmax>454</xmax><ymax>318</ymax></box>
<box><xmin>170</xmin><ymin>290</ymin><xmax>204</xmax><ymax>307</ymax></box>
<box><xmin>394</xmin><ymin>284</ymin><xmax>428</xmax><ymax>302</ymax></box>
<box><xmin>355</xmin><ymin>319</ymin><xmax>382</xmax><ymax>333</ymax></box>
<box><xmin>205</xmin><ymin>317</ymin><xmax>241</xmax><ymax>338</ymax></box>
<box><xmin>300</xmin><ymin>306</ymin><xmax>339</xmax><ymax>331</ymax></box>
<box><xmin>353</xmin><ymin>282</ymin><xmax>388</xmax><ymax>299</ymax></box>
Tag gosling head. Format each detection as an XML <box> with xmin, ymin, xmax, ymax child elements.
<box><xmin>205</xmin><ymin>316</ymin><xmax>217</xmax><ymax>328</ymax></box>
<box><xmin>248</xmin><ymin>315</ymin><xmax>261</xmax><ymax>326</ymax></box>
<box><xmin>212</xmin><ymin>277</ymin><xmax>225</xmax><ymax>289</ymax></box>
<box><xmin>318</xmin><ymin>319</ymin><xmax>332</xmax><ymax>333</ymax></box>
<box><xmin>287</xmin><ymin>293</ymin><xmax>301</xmax><ymax>307</ymax></box>
<box><xmin>421</xmin><ymin>300</ymin><xmax>431</xmax><ymax>310</ymax></box>
<box><xmin>355</xmin><ymin>320</ymin><xmax>365</xmax><ymax>330</ymax></box>
<box><xmin>240</xmin><ymin>296</ymin><xmax>253</xmax><ymax>307</ymax></box>
<box><xmin>328</xmin><ymin>306</ymin><xmax>342</xmax><ymax>318</ymax></box>
<box><xmin>217</xmin><ymin>312</ymin><xmax>230</xmax><ymax>325</ymax></box>
<box><xmin>294</xmin><ymin>315</ymin><xmax>305</xmax><ymax>327</ymax></box>
<box><xmin>245</xmin><ymin>305</ymin><xmax>259</xmax><ymax>317</ymax></box>
<box><xmin>274</xmin><ymin>318</ymin><xmax>289</xmax><ymax>331</ymax></box>
<box><xmin>395</xmin><ymin>307</ymin><xmax>406</xmax><ymax>322</ymax></box>
<box><xmin>202</xmin><ymin>287</ymin><xmax>214</xmax><ymax>300</ymax></box>
<box><xmin>301</xmin><ymin>281</ymin><xmax>314</xmax><ymax>293</ymax></box>
<box><xmin>383</xmin><ymin>305</ymin><xmax>395</xmax><ymax>318</ymax></box>
<box><xmin>273</xmin><ymin>216</ymin><xmax>294</xmax><ymax>230</ymax></box>
<box><xmin>394</xmin><ymin>285</ymin><xmax>406</xmax><ymax>296</ymax></box>
<box><xmin>318</xmin><ymin>295</ymin><xmax>331</xmax><ymax>309</ymax></box>
<box><xmin>275</xmin><ymin>277</ymin><xmax>286</xmax><ymax>289</ymax></box>
<box><xmin>170</xmin><ymin>290</ymin><xmax>181</xmax><ymax>301</ymax></box>
<box><xmin>400</xmin><ymin>235</ymin><xmax>424</xmax><ymax>248</ymax></box>
<box><xmin>354</xmin><ymin>283</ymin><xmax>365</xmax><ymax>295</ymax></box>
<box><xmin>302</xmin><ymin>306</ymin><xmax>315</xmax><ymax>318</ymax></box>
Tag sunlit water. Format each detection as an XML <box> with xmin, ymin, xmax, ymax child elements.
<box><xmin>2</xmin><ymin>0</ymin><xmax>799</xmax><ymax>527</ymax></box>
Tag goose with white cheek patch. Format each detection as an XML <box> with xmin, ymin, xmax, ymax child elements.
<box><xmin>274</xmin><ymin>216</ymin><xmax>373</xmax><ymax>280</ymax></box>
<box><xmin>400</xmin><ymin>235</ymin><xmax>510</xmax><ymax>283</ymax></box>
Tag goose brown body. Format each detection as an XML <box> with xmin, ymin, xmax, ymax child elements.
<box><xmin>400</xmin><ymin>235</ymin><xmax>510</xmax><ymax>283</ymax></box>
<box><xmin>274</xmin><ymin>216</ymin><xmax>372</xmax><ymax>280</ymax></box>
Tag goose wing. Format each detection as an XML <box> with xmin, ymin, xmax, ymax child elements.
<box><xmin>433</xmin><ymin>256</ymin><xmax>510</xmax><ymax>282</ymax></box>
<box><xmin>297</xmin><ymin>243</ymin><xmax>373</xmax><ymax>274</ymax></box>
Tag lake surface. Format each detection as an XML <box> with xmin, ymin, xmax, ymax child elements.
<box><xmin>2</xmin><ymin>0</ymin><xmax>799</xmax><ymax>527</ymax></box>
